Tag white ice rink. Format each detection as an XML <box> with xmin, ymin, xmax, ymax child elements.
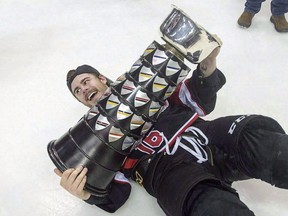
<box><xmin>1</xmin><ymin>0</ymin><xmax>288</xmax><ymax>215</ymax></box>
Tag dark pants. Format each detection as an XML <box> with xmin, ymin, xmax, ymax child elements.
<box><xmin>245</xmin><ymin>0</ymin><xmax>288</xmax><ymax>15</ymax></box>
<box><xmin>185</xmin><ymin>115</ymin><xmax>288</xmax><ymax>216</ymax></box>
<box><xmin>150</xmin><ymin>115</ymin><xmax>288</xmax><ymax>216</ymax></box>
<box><xmin>210</xmin><ymin>115</ymin><xmax>288</xmax><ymax>189</ymax></box>
<box><xmin>185</xmin><ymin>182</ymin><xmax>255</xmax><ymax>216</ymax></box>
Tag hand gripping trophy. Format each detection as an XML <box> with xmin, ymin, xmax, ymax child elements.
<box><xmin>47</xmin><ymin>6</ymin><xmax>221</xmax><ymax>197</ymax></box>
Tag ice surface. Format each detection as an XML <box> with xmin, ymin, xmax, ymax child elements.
<box><xmin>0</xmin><ymin>0</ymin><xmax>287</xmax><ymax>215</ymax></box>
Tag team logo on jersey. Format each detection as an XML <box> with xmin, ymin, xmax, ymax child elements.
<box><xmin>135</xmin><ymin>127</ymin><xmax>209</xmax><ymax>164</ymax></box>
<box><xmin>136</xmin><ymin>130</ymin><xmax>164</xmax><ymax>154</ymax></box>
<box><xmin>176</xmin><ymin>126</ymin><xmax>209</xmax><ymax>163</ymax></box>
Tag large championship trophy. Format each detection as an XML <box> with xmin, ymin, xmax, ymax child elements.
<box><xmin>47</xmin><ymin>7</ymin><xmax>221</xmax><ymax>197</ymax></box>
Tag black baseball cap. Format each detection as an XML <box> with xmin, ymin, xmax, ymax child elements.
<box><xmin>66</xmin><ymin>65</ymin><xmax>101</xmax><ymax>93</ymax></box>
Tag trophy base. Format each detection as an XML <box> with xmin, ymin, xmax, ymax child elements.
<box><xmin>47</xmin><ymin>140</ymin><xmax>110</xmax><ymax>197</ymax></box>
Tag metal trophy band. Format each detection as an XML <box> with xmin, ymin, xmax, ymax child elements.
<box><xmin>47</xmin><ymin>7</ymin><xmax>221</xmax><ymax>197</ymax></box>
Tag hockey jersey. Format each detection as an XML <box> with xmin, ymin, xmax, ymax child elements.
<box><xmin>85</xmin><ymin>66</ymin><xmax>226</xmax><ymax>213</ymax></box>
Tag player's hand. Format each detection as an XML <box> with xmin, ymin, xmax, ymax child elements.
<box><xmin>199</xmin><ymin>34</ymin><xmax>222</xmax><ymax>77</ymax></box>
<box><xmin>206</xmin><ymin>34</ymin><xmax>222</xmax><ymax>60</ymax></box>
<box><xmin>54</xmin><ymin>166</ymin><xmax>91</xmax><ymax>200</ymax></box>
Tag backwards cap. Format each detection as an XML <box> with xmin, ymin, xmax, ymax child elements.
<box><xmin>66</xmin><ymin>65</ymin><xmax>101</xmax><ymax>93</ymax></box>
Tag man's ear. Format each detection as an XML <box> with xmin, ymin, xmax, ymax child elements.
<box><xmin>98</xmin><ymin>74</ymin><xmax>107</xmax><ymax>84</ymax></box>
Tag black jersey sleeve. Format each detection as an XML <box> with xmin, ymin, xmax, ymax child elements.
<box><xmin>187</xmin><ymin>65</ymin><xmax>226</xmax><ymax>114</ymax></box>
<box><xmin>168</xmin><ymin>66</ymin><xmax>226</xmax><ymax>116</ymax></box>
<box><xmin>84</xmin><ymin>176</ymin><xmax>131</xmax><ymax>213</ymax></box>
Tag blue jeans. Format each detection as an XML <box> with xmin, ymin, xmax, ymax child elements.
<box><xmin>245</xmin><ymin>0</ymin><xmax>288</xmax><ymax>16</ymax></box>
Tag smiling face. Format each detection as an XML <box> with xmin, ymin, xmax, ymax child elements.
<box><xmin>71</xmin><ymin>73</ymin><xmax>108</xmax><ymax>107</ymax></box>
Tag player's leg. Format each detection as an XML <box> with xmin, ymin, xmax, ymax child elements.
<box><xmin>184</xmin><ymin>181</ymin><xmax>255</xmax><ymax>216</ymax></box>
<box><xmin>147</xmin><ymin>153</ymin><xmax>243</xmax><ymax>216</ymax></box>
<box><xmin>195</xmin><ymin>115</ymin><xmax>255</xmax><ymax>182</ymax></box>
<box><xmin>148</xmin><ymin>151</ymin><xmax>254</xmax><ymax>216</ymax></box>
<box><xmin>198</xmin><ymin>114</ymin><xmax>288</xmax><ymax>189</ymax></box>
<box><xmin>237</xmin><ymin>116</ymin><xmax>288</xmax><ymax>189</ymax></box>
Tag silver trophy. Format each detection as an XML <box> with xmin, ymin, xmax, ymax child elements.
<box><xmin>47</xmin><ymin>6</ymin><xmax>221</xmax><ymax>197</ymax></box>
<box><xmin>160</xmin><ymin>6</ymin><xmax>221</xmax><ymax>63</ymax></box>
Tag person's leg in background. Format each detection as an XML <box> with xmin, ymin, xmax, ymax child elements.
<box><xmin>270</xmin><ymin>0</ymin><xmax>288</xmax><ymax>32</ymax></box>
<box><xmin>238</xmin><ymin>0</ymin><xmax>266</xmax><ymax>28</ymax></box>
